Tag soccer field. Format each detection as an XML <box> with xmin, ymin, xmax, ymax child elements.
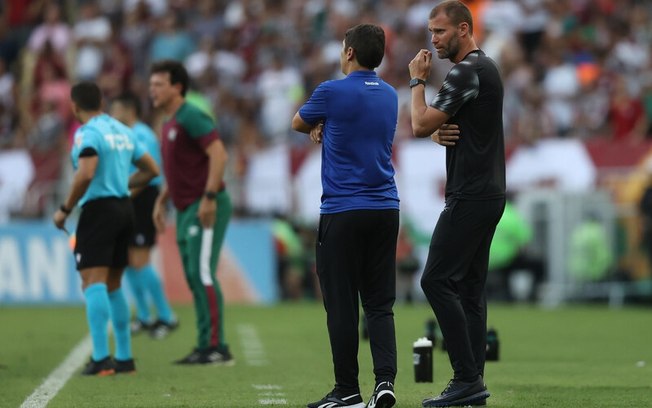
<box><xmin>1</xmin><ymin>303</ymin><xmax>651</xmax><ymax>408</ymax></box>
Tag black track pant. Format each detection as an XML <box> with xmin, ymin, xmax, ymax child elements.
<box><xmin>421</xmin><ymin>198</ymin><xmax>505</xmax><ymax>381</ymax></box>
<box><xmin>316</xmin><ymin>209</ymin><xmax>399</xmax><ymax>393</ymax></box>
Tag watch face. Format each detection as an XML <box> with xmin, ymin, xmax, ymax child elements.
<box><xmin>410</xmin><ymin>78</ymin><xmax>423</xmax><ymax>88</ymax></box>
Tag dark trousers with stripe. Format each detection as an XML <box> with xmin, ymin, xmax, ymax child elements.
<box><xmin>421</xmin><ymin>198</ymin><xmax>505</xmax><ymax>382</ymax></box>
<box><xmin>176</xmin><ymin>191</ymin><xmax>232</xmax><ymax>350</ymax></box>
<box><xmin>316</xmin><ymin>209</ymin><xmax>399</xmax><ymax>393</ymax></box>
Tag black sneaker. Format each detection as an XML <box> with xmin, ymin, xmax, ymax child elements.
<box><xmin>173</xmin><ymin>347</ymin><xmax>235</xmax><ymax>366</ymax></box>
<box><xmin>307</xmin><ymin>390</ymin><xmax>365</xmax><ymax>408</ymax></box>
<box><xmin>81</xmin><ymin>357</ymin><xmax>115</xmax><ymax>376</ymax></box>
<box><xmin>130</xmin><ymin>319</ymin><xmax>153</xmax><ymax>335</ymax></box>
<box><xmin>149</xmin><ymin>319</ymin><xmax>179</xmax><ymax>339</ymax></box>
<box><xmin>114</xmin><ymin>358</ymin><xmax>136</xmax><ymax>374</ymax></box>
<box><xmin>174</xmin><ymin>348</ymin><xmax>203</xmax><ymax>365</ymax></box>
<box><xmin>201</xmin><ymin>346</ymin><xmax>235</xmax><ymax>366</ymax></box>
<box><xmin>422</xmin><ymin>377</ymin><xmax>489</xmax><ymax>407</ymax></box>
<box><xmin>366</xmin><ymin>381</ymin><xmax>395</xmax><ymax>408</ymax></box>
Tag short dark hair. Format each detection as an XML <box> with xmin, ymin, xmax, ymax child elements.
<box><xmin>150</xmin><ymin>60</ymin><xmax>189</xmax><ymax>96</ymax></box>
<box><xmin>344</xmin><ymin>24</ymin><xmax>385</xmax><ymax>70</ymax></box>
<box><xmin>113</xmin><ymin>91</ymin><xmax>142</xmax><ymax>118</ymax></box>
<box><xmin>70</xmin><ymin>81</ymin><xmax>102</xmax><ymax>111</ymax></box>
<box><xmin>430</xmin><ymin>0</ymin><xmax>474</xmax><ymax>36</ymax></box>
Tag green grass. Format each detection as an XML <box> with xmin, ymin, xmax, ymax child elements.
<box><xmin>1</xmin><ymin>303</ymin><xmax>651</xmax><ymax>407</ymax></box>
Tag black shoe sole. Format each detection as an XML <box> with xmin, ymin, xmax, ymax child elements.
<box><xmin>422</xmin><ymin>391</ymin><xmax>490</xmax><ymax>407</ymax></box>
<box><xmin>373</xmin><ymin>392</ymin><xmax>396</xmax><ymax>408</ymax></box>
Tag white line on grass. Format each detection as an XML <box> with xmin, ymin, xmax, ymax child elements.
<box><xmin>240</xmin><ymin>326</ymin><xmax>287</xmax><ymax>405</ymax></box>
<box><xmin>20</xmin><ymin>335</ymin><xmax>91</xmax><ymax>408</ymax></box>
<box><xmin>237</xmin><ymin>324</ymin><xmax>269</xmax><ymax>366</ymax></box>
<box><xmin>253</xmin><ymin>385</ymin><xmax>287</xmax><ymax>406</ymax></box>
<box><xmin>258</xmin><ymin>398</ymin><xmax>288</xmax><ymax>405</ymax></box>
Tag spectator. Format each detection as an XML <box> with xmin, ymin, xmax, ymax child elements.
<box><xmin>120</xmin><ymin>1</ymin><xmax>153</xmax><ymax>77</ymax></box>
<box><xmin>541</xmin><ymin>48</ymin><xmax>580</xmax><ymax>137</ymax></box>
<box><xmin>272</xmin><ymin>215</ymin><xmax>306</xmax><ymax>300</ymax></box>
<box><xmin>26</xmin><ymin>2</ymin><xmax>72</xmax><ymax>55</ymax></box>
<box><xmin>567</xmin><ymin>213</ymin><xmax>613</xmax><ymax>282</ymax></box>
<box><xmin>0</xmin><ymin>147</ymin><xmax>34</xmax><ymax>223</ymax></box>
<box><xmin>73</xmin><ymin>1</ymin><xmax>112</xmax><ymax>80</ymax></box>
<box><xmin>0</xmin><ymin>57</ymin><xmax>15</xmax><ymax>135</ymax></box>
<box><xmin>488</xmin><ymin>199</ymin><xmax>545</xmax><ymax>302</ymax></box>
<box><xmin>607</xmin><ymin>74</ymin><xmax>647</xmax><ymax>142</ymax></box>
<box><xmin>395</xmin><ymin>224</ymin><xmax>420</xmax><ymax>303</ymax></box>
<box><xmin>256</xmin><ymin>50</ymin><xmax>304</xmax><ymax>143</ymax></box>
<box><xmin>149</xmin><ymin>12</ymin><xmax>195</xmax><ymax>64</ymax></box>
<box><xmin>98</xmin><ymin>41</ymin><xmax>134</xmax><ymax>99</ymax></box>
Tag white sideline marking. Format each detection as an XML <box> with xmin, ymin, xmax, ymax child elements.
<box><xmin>20</xmin><ymin>335</ymin><xmax>91</xmax><ymax>408</ymax></box>
<box><xmin>253</xmin><ymin>385</ymin><xmax>287</xmax><ymax>406</ymax></box>
<box><xmin>241</xmin><ymin>327</ymin><xmax>287</xmax><ymax>405</ymax></box>
<box><xmin>258</xmin><ymin>398</ymin><xmax>288</xmax><ymax>405</ymax></box>
<box><xmin>237</xmin><ymin>324</ymin><xmax>269</xmax><ymax>366</ymax></box>
<box><xmin>252</xmin><ymin>385</ymin><xmax>282</xmax><ymax>390</ymax></box>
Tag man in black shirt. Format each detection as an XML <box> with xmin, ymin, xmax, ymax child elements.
<box><xmin>409</xmin><ymin>1</ymin><xmax>506</xmax><ymax>406</ymax></box>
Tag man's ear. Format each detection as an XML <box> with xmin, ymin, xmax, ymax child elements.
<box><xmin>346</xmin><ymin>46</ymin><xmax>355</xmax><ymax>62</ymax></box>
<box><xmin>174</xmin><ymin>82</ymin><xmax>184</xmax><ymax>95</ymax></box>
<box><xmin>458</xmin><ymin>22</ymin><xmax>470</xmax><ymax>37</ymax></box>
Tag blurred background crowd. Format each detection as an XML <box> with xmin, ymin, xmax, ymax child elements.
<box><xmin>1</xmin><ymin>0</ymin><xmax>652</xmax><ymax>304</ymax></box>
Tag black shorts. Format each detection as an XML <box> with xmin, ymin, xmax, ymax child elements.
<box><xmin>130</xmin><ymin>185</ymin><xmax>159</xmax><ymax>247</ymax></box>
<box><xmin>74</xmin><ymin>197</ymin><xmax>135</xmax><ymax>270</ymax></box>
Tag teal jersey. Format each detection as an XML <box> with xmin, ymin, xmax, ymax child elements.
<box><xmin>71</xmin><ymin>114</ymin><xmax>146</xmax><ymax>206</ymax></box>
<box><xmin>131</xmin><ymin>121</ymin><xmax>162</xmax><ymax>186</ymax></box>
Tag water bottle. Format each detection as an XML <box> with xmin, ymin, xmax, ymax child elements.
<box><xmin>486</xmin><ymin>328</ymin><xmax>499</xmax><ymax>361</ymax></box>
<box><xmin>413</xmin><ymin>337</ymin><xmax>433</xmax><ymax>382</ymax></box>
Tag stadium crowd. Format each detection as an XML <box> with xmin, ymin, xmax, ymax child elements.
<box><xmin>0</xmin><ymin>0</ymin><xmax>651</xmax><ymax>306</ymax></box>
<box><xmin>1</xmin><ymin>0</ymin><xmax>652</xmax><ymax>221</ymax></box>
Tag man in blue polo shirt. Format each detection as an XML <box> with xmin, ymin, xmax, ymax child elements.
<box><xmin>292</xmin><ymin>23</ymin><xmax>399</xmax><ymax>408</ymax></box>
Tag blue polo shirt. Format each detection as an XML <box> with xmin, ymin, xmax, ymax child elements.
<box><xmin>71</xmin><ymin>114</ymin><xmax>146</xmax><ymax>206</ymax></box>
<box><xmin>298</xmin><ymin>70</ymin><xmax>399</xmax><ymax>214</ymax></box>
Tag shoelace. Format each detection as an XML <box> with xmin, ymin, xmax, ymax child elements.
<box><xmin>441</xmin><ymin>379</ymin><xmax>455</xmax><ymax>395</ymax></box>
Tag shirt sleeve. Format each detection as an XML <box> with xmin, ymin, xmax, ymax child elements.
<box><xmin>78</xmin><ymin>127</ymin><xmax>102</xmax><ymax>156</ymax></box>
<box><xmin>298</xmin><ymin>81</ymin><xmax>331</xmax><ymax>125</ymax></box>
<box><xmin>180</xmin><ymin>106</ymin><xmax>220</xmax><ymax>149</ymax></box>
<box><xmin>429</xmin><ymin>62</ymin><xmax>479</xmax><ymax>116</ymax></box>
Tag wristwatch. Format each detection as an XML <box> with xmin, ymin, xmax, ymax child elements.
<box><xmin>409</xmin><ymin>78</ymin><xmax>427</xmax><ymax>88</ymax></box>
<box><xmin>204</xmin><ymin>191</ymin><xmax>217</xmax><ymax>200</ymax></box>
<box><xmin>60</xmin><ymin>204</ymin><xmax>72</xmax><ymax>214</ymax></box>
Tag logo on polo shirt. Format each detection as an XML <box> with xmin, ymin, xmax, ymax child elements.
<box><xmin>168</xmin><ymin>128</ymin><xmax>177</xmax><ymax>141</ymax></box>
<box><xmin>365</xmin><ymin>81</ymin><xmax>379</xmax><ymax>86</ymax></box>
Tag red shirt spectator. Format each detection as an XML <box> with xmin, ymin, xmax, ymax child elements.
<box><xmin>608</xmin><ymin>76</ymin><xmax>647</xmax><ymax>141</ymax></box>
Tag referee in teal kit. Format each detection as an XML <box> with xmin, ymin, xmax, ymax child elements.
<box><xmin>53</xmin><ymin>81</ymin><xmax>159</xmax><ymax>376</ymax></box>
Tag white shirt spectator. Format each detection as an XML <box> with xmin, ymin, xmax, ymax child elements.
<box><xmin>542</xmin><ymin>61</ymin><xmax>579</xmax><ymax>135</ymax></box>
<box><xmin>73</xmin><ymin>4</ymin><xmax>112</xmax><ymax>80</ymax></box>
<box><xmin>27</xmin><ymin>4</ymin><xmax>72</xmax><ymax>55</ymax></box>
<box><xmin>257</xmin><ymin>58</ymin><xmax>304</xmax><ymax>142</ymax></box>
<box><xmin>0</xmin><ymin>149</ymin><xmax>35</xmax><ymax>223</ymax></box>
